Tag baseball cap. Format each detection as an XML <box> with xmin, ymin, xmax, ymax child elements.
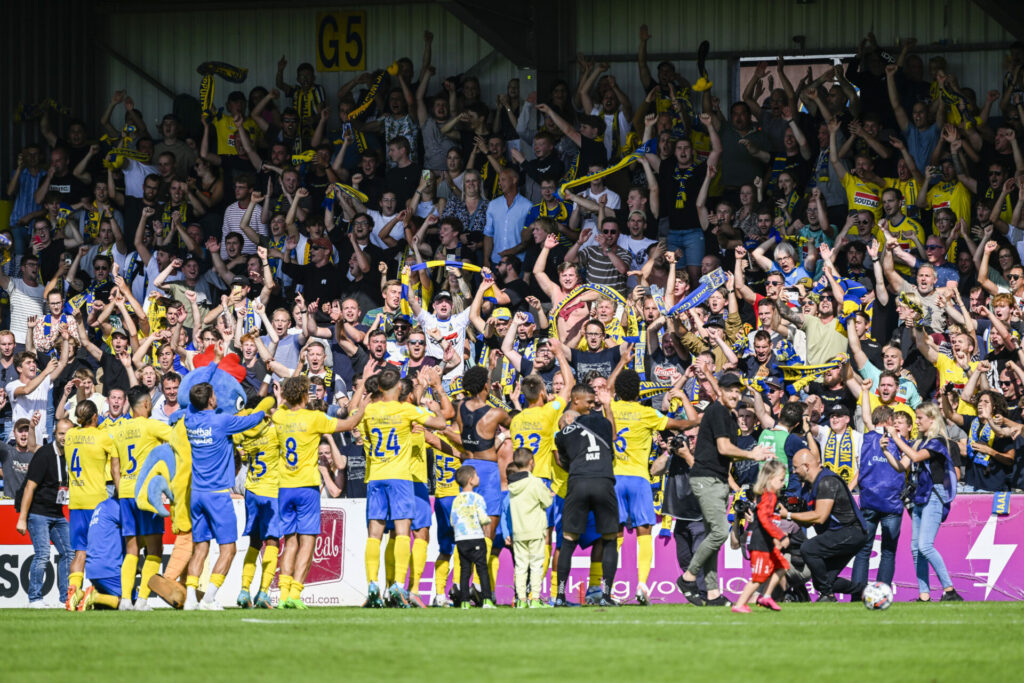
<box><xmin>522</xmin><ymin>312</ymin><xmax>536</xmax><ymax>325</ymax></box>
<box><xmin>718</xmin><ymin>372</ymin><xmax>744</xmax><ymax>389</ymax></box>
<box><xmin>110</xmin><ymin>328</ymin><xmax>130</xmax><ymax>340</ymax></box>
<box><xmin>492</xmin><ymin>307</ymin><xmax>511</xmax><ymax>321</ymax></box>
<box><xmin>231</xmin><ymin>275</ymin><xmax>251</xmax><ymax>289</ymax></box>
<box><xmin>705</xmin><ymin>314</ymin><xmax>725</xmax><ymax>329</ymax></box>
<box><xmin>310</xmin><ymin>237</ymin><xmax>332</xmax><ymax>250</ymax></box>
<box><xmin>763</xmin><ymin>377</ymin><xmax>783</xmax><ymax>390</ymax></box>
<box><xmin>13</xmin><ymin>418</ymin><xmax>31</xmax><ymax>431</ymax></box>
<box><xmin>434</xmin><ymin>290</ymin><xmax>453</xmax><ymax>302</ymax></box>
<box><xmin>828</xmin><ymin>403</ymin><xmax>852</xmax><ymax>418</ymax></box>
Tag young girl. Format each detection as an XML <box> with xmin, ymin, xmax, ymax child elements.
<box><xmin>733</xmin><ymin>460</ymin><xmax>790</xmax><ymax>613</ymax></box>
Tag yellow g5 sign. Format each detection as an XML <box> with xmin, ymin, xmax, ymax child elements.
<box><xmin>316</xmin><ymin>11</ymin><xmax>366</xmax><ymax>72</ymax></box>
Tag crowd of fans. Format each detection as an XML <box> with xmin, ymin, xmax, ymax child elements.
<box><xmin>3</xmin><ymin>26</ymin><xmax>1024</xmax><ymax>605</ymax></box>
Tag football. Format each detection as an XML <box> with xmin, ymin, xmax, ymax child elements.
<box><xmin>862</xmin><ymin>581</ymin><xmax>894</xmax><ymax>610</ymax></box>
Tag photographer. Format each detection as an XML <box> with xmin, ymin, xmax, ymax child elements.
<box><xmin>786</xmin><ymin>449</ymin><xmax>869</xmax><ymax>602</ymax></box>
<box><xmin>664</xmin><ymin>427</ymin><xmax>709</xmax><ymax>601</ymax></box>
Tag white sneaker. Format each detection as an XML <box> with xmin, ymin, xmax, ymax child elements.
<box><xmin>198</xmin><ymin>599</ymin><xmax>223</xmax><ymax>611</ymax></box>
<box><xmin>118</xmin><ymin>598</ymin><xmax>133</xmax><ymax>610</ymax></box>
<box><xmin>28</xmin><ymin>600</ymin><xmax>47</xmax><ymax>609</ymax></box>
<box><xmin>134</xmin><ymin>598</ymin><xmax>152</xmax><ymax>611</ymax></box>
<box><xmin>183</xmin><ymin>595</ymin><xmax>199</xmax><ymax>611</ymax></box>
<box><xmin>430</xmin><ymin>594</ymin><xmax>450</xmax><ymax>607</ymax></box>
<box><xmin>636</xmin><ymin>582</ymin><xmax>651</xmax><ymax>606</ymax></box>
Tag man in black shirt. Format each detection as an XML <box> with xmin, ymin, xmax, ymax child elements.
<box><xmin>788</xmin><ymin>448</ymin><xmax>869</xmax><ymax>602</ymax></box>
<box><xmin>677</xmin><ymin>373</ymin><xmax>773</xmax><ymax>607</ymax></box>
<box><xmin>553</xmin><ymin>383</ymin><xmax>619</xmax><ymax>607</ymax></box>
<box><xmin>15</xmin><ymin>418</ymin><xmax>72</xmax><ymax>608</ymax></box>
<box><xmin>281</xmin><ymin>237</ymin><xmax>345</xmax><ymax>304</ymax></box>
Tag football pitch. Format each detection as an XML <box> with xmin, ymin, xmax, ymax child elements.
<box><xmin>7</xmin><ymin>602</ymin><xmax>1022</xmax><ymax>681</ymax></box>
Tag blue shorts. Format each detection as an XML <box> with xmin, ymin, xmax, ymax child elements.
<box><xmin>190</xmin><ymin>490</ymin><xmax>237</xmax><ymax>545</ymax></box>
<box><xmin>120</xmin><ymin>498</ymin><xmax>165</xmax><ymax>538</ymax></box>
<box><xmin>463</xmin><ymin>459</ymin><xmax>500</xmax><ymax>516</ymax></box>
<box><xmin>552</xmin><ymin>495</ymin><xmax>600</xmax><ymax>549</ymax></box>
<box><xmin>366</xmin><ymin>479</ymin><xmax>415</xmax><ymax>522</ymax></box>
<box><xmin>278</xmin><ymin>487</ymin><xmax>321</xmax><ymax>536</ymax></box>
<box><xmin>91</xmin><ymin>576</ymin><xmax>121</xmax><ymax>597</ymax></box>
<box><xmin>667</xmin><ymin>228</ymin><xmax>705</xmax><ymax>267</ymax></box>
<box><xmin>492</xmin><ymin>491</ymin><xmax>511</xmax><ymax>551</ymax></box>
<box><xmin>412</xmin><ymin>482</ymin><xmax>432</xmax><ymax>530</ymax></box>
<box><xmin>245</xmin><ymin>491</ymin><xmax>282</xmax><ymax>542</ymax></box>
<box><xmin>70</xmin><ymin>508</ymin><xmax>95</xmax><ymax>552</ymax></box>
<box><xmin>615</xmin><ymin>475</ymin><xmax>657</xmax><ymax>528</ymax></box>
<box><xmin>433</xmin><ymin>497</ymin><xmax>455</xmax><ymax>555</ymax></box>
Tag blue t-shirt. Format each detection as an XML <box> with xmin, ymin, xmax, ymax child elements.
<box><xmin>85</xmin><ymin>497</ymin><xmax>125</xmax><ymax>581</ymax></box>
<box><xmin>187</xmin><ymin>409</ymin><xmax>265</xmax><ymax>491</ymax></box>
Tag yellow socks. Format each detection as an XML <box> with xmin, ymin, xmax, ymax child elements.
<box><xmin>185</xmin><ymin>575</ymin><xmax>199</xmax><ymax>589</ymax></box>
<box><xmin>410</xmin><ymin>538</ymin><xmax>428</xmax><ymax>594</ymax></box>
<box><xmin>451</xmin><ymin>550</ymin><xmax>461</xmax><ymax>587</ymax></box>
<box><xmin>589</xmin><ymin>561</ymin><xmax>602</xmax><ymax>590</ymax></box>
<box><xmin>485</xmin><ymin>536</ymin><xmax>498</xmax><ymax>593</ymax></box>
<box><xmin>637</xmin><ymin>534</ymin><xmax>653</xmax><ymax>585</ymax></box>
<box><xmin>138</xmin><ymin>555</ymin><xmax>161</xmax><ymax>599</ymax></box>
<box><xmin>617</xmin><ymin>536</ymin><xmax>624</xmax><ymax>553</ymax></box>
<box><xmin>289</xmin><ymin>581</ymin><xmax>304</xmax><ymax>601</ymax></box>
<box><xmin>210</xmin><ymin>573</ymin><xmax>225</xmax><ymax>588</ymax></box>
<box><xmin>204</xmin><ymin>573</ymin><xmax>225</xmax><ymax>603</ymax></box>
<box><xmin>242</xmin><ymin>546</ymin><xmax>260</xmax><ymax>592</ymax></box>
<box><xmin>260</xmin><ymin>546</ymin><xmax>279</xmax><ymax>592</ymax></box>
<box><xmin>365</xmin><ymin>538</ymin><xmax>381</xmax><ymax>584</ymax></box>
<box><xmin>70</xmin><ymin>572</ymin><xmax>83</xmax><ymax>593</ymax></box>
<box><xmin>434</xmin><ymin>556</ymin><xmax>450</xmax><ymax>595</ymax></box>
<box><xmin>94</xmin><ymin>592</ymin><xmax>120</xmax><ymax>609</ymax></box>
<box><xmin>279</xmin><ymin>574</ymin><xmax>292</xmax><ymax>600</ymax></box>
<box><xmin>393</xmin><ymin>535</ymin><xmax>411</xmax><ymax>588</ymax></box>
<box><xmin>384</xmin><ymin>535</ymin><xmax>396</xmax><ymax>586</ymax></box>
<box><xmin>120</xmin><ymin>553</ymin><xmax>139</xmax><ymax>600</ymax></box>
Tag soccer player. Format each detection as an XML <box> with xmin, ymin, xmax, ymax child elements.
<box><xmin>110</xmin><ymin>386</ymin><xmax>175</xmax><ymax>611</ymax></box>
<box><xmin>610</xmin><ymin>369</ymin><xmax>696</xmax><ymax>605</ymax></box>
<box><xmin>553</xmin><ymin>384</ymin><xmax>620</xmax><ymax>607</ymax></box>
<box><xmin>422</xmin><ymin>425</ymin><xmax>463</xmax><ymax>606</ymax></box>
<box><xmin>184</xmin><ymin>382</ymin><xmax>266</xmax><ymax>610</ymax></box>
<box><xmin>404</xmin><ymin>369</ymin><xmax>454</xmax><ymax>607</ymax></box>
<box><xmin>273</xmin><ymin>376</ymin><xmax>366</xmax><ymax>609</ymax></box>
<box><xmin>455</xmin><ymin>365</ymin><xmax>511</xmax><ymax>590</ymax></box>
<box><xmin>362</xmin><ymin>367</ymin><xmax>448</xmax><ymax>607</ymax></box>
<box><xmin>79</xmin><ymin>493</ymin><xmax>127</xmax><ymax>610</ymax></box>
<box><xmin>509</xmin><ymin>341</ymin><xmax>573</xmax><ymax>600</ymax></box>
<box><xmin>65</xmin><ymin>400</ymin><xmax>119</xmax><ymax>610</ymax></box>
<box><xmin>234</xmin><ymin>396</ymin><xmax>281</xmax><ymax>609</ymax></box>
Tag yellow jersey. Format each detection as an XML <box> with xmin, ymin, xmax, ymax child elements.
<box><xmin>110</xmin><ymin>417</ymin><xmax>174</xmax><ymax>500</ymax></box>
<box><xmin>431</xmin><ymin>433</ymin><xmax>461</xmax><ymax>499</ymax></box>
<box><xmin>211</xmin><ymin>112</ymin><xmax>262</xmax><ymax>156</ymax></box>
<box><xmin>66</xmin><ymin>426</ymin><xmax>118</xmax><ymax>510</ymax></box>
<box><xmin>509</xmin><ymin>400</ymin><xmax>564</xmax><ymax>481</ymax></box>
<box><xmin>884</xmin><ymin>176</ymin><xmax>921</xmax><ymax>213</ymax></box>
<box><xmin>610</xmin><ymin>400</ymin><xmax>669</xmax><ymax>481</ymax></box>
<box><xmin>410</xmin><ymin>429</ymin><xmax>428</xmax><ymax>484</ymax></box>
<box><xmin>841</xmin><ymin>173</ymin><xmax>882</xmax><ymax>220</ymax></box>
<box><xmin>934</xmin><ymin>353</ymin><xmax>979</xmax><ymax>416</ymax></box>
<box><xmin>360</xmin><ymin>401</ymin><xmax>434</xmax><ymax>482</ymax></box>
<box><xmin>272</xmin><ymin>409</ymin><xmax>337</xmax><ymax>488</ymax></box>
<box><xmin>881</xmin><ymin>215</ymin><xmax>926</xmax><ymax>276</ymax></box>
<box><xmin>234</xmin><ymin>419</ymin><xmax>282</xmax><ymax>497</ymax></box>
<box><xmin>924</xmin><ymin>181</ymin><xmax>971</xmax><ymax>228</ymax></box>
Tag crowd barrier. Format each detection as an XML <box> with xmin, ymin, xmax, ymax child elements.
<box><xmin>1</xmin><ymin>494</ymin><xmax>1020</xmax><ymax>606</ymax></box>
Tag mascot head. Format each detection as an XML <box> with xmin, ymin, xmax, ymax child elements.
<box><xmin>178</xmin><ymin>347</ymin><xmax>248</xmax><ymax>415</ymax></box>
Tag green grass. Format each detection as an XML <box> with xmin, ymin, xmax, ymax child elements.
<box><xmin>8</xmin><ymin>603</ymin><xmax>1023</xmax><ymax>681</ymax></box>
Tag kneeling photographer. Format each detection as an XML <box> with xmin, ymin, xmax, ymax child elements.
<box><xmin>785</xmin><ymin>449</ymin><xmax>868</xmax><ymax>602</ymax></box>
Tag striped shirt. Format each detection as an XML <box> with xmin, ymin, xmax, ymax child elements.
<box><xmin>221</xmin><ymin>200</ymin><xmax>265</xmax><ymax>258</ymax></box>
<box><xmin>5</xmin><ymin>278</ymin><xmax>45</xmax><ymax>344</ymax></box>
<box><xmin>9</xmin><ymin>168</ymin><xmax>46</xmax><ymax>228</ymax></box>
<box><xmin>578</xmin><ymin>245</ymin><xmax>630</xmax><ymax>295</ymax></box>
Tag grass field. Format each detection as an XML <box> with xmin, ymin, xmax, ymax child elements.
<box><xmin>8</xmin><ymin>602</ymin><xmax>1023</xmax><ymax>681</ymax></box>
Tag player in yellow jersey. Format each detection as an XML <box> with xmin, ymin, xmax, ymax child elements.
<box><xmin>65</xmin><ymin>400</ymin><xmax>119</xmax><ymax>610</ymax></box>
<box><xmin>272</xmin><ymin>376</ymin><xmax>365</xmax><ymax>609</ymax></box>
<box><xmin>361</xmin><ymin>366</ymin><xmax>448</xmax><ymax>607</ymax></box>
<box><xmin>403</xmin><ymin>368</ymin><xmax>454</xmax><ymax>608</ymax></box>
<box><xmin>508</xmin><ymin>337</ymin><xmax>574</xmax><ymax>602</ymax></box>
<box><xmin>610</xmin><ymin>369</ymin><xmax>696</xmax><ymax>605</ymax></box>
<box><xmin>423</xmin><ymin>425</ymin><xmax>463</xmax><ymax>606</ymax></box>
<box><xmin>233</xmin><ymin>395</ymin><xmax>281</xmax><ymax>610</ymax></box>
<box><xmin>110</xmin><ymin>387</ymin><xmax>175</xmax><ymax>611</ymax></box>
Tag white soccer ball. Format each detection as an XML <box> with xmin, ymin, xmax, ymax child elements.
<box><xmin>862</xmin><ymin>581</ymin><xmax>893</xmax><ymax>610</ymax></box>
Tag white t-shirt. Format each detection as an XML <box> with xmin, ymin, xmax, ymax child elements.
<box><xmin>367</xmin><ymin>210</ymin><xmax>404</xmax><ymax>250</ymax></box>
<box><xmin>578</xmin><ymin>187</ymin><xmax>621</xmax><ymax>247</ymax></box>
<box><xmin>5</xmin><ymin>278</ymin><xmax>45</xmax><ymax>344</ymax></box>
<box><xmin>122</xmin><ymin>159</ymin><xmax>160</xmax><ymax>198</ymax></box>
<box><xmin>83</xmin><ymin>243</ymin><xmax>130</xmax><ymax>279</ymax></box>
<box><xmin>415</xmin><ymin>308</ymin><xmax>471</xmax><ymax>372</ymax></box>
<box><xmin>7</xmin><ymin>376</ymin><xmax>52</xmax><ymax>445</ymax></box>
<box><xmin>618</xmin><ymin>234</ymin><xmax>657</xmax><ymax>289</ymax></box>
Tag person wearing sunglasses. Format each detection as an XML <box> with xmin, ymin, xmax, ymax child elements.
<box><xmin>564</xmin><ymin>216</ymin><xmax>630</xmax><ymax>295</ymax></box>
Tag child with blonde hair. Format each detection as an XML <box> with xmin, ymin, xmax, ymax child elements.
<box><xmin>733</xmin><ymin>460</ymin><xmax>790</xmax><ymax>613</ymax></box>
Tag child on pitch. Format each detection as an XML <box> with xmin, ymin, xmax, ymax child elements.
<box><xmin>450</xmin><ymin>465</ymin><xmax>495</xmax><ymax>609</ymax></box>
<box><xmin>733</xmin><ymin>460</ymin><xmax>789</xmax><ymax>613</ymax></box>
<box><xmin>507</xmin><ymin>448</ymin><xmax>553</xmax><ymax>608</ymax></box>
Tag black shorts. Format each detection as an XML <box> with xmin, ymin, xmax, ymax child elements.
<box><xmin>563</xmin><ymin>477</ymin><xmax>618</xmax><ymax>537</ymax></box>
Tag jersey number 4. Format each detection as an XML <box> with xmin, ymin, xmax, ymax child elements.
<box><xmin>70</xmin><ymin>448</ymin><xmax>82</xmax><ymax>477</ymax></box>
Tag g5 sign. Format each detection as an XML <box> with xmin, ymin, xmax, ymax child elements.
<box><xmin>316</xmin><ymin>11</ymin><xmax>366</xmax><ymax>72</ymax></box>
